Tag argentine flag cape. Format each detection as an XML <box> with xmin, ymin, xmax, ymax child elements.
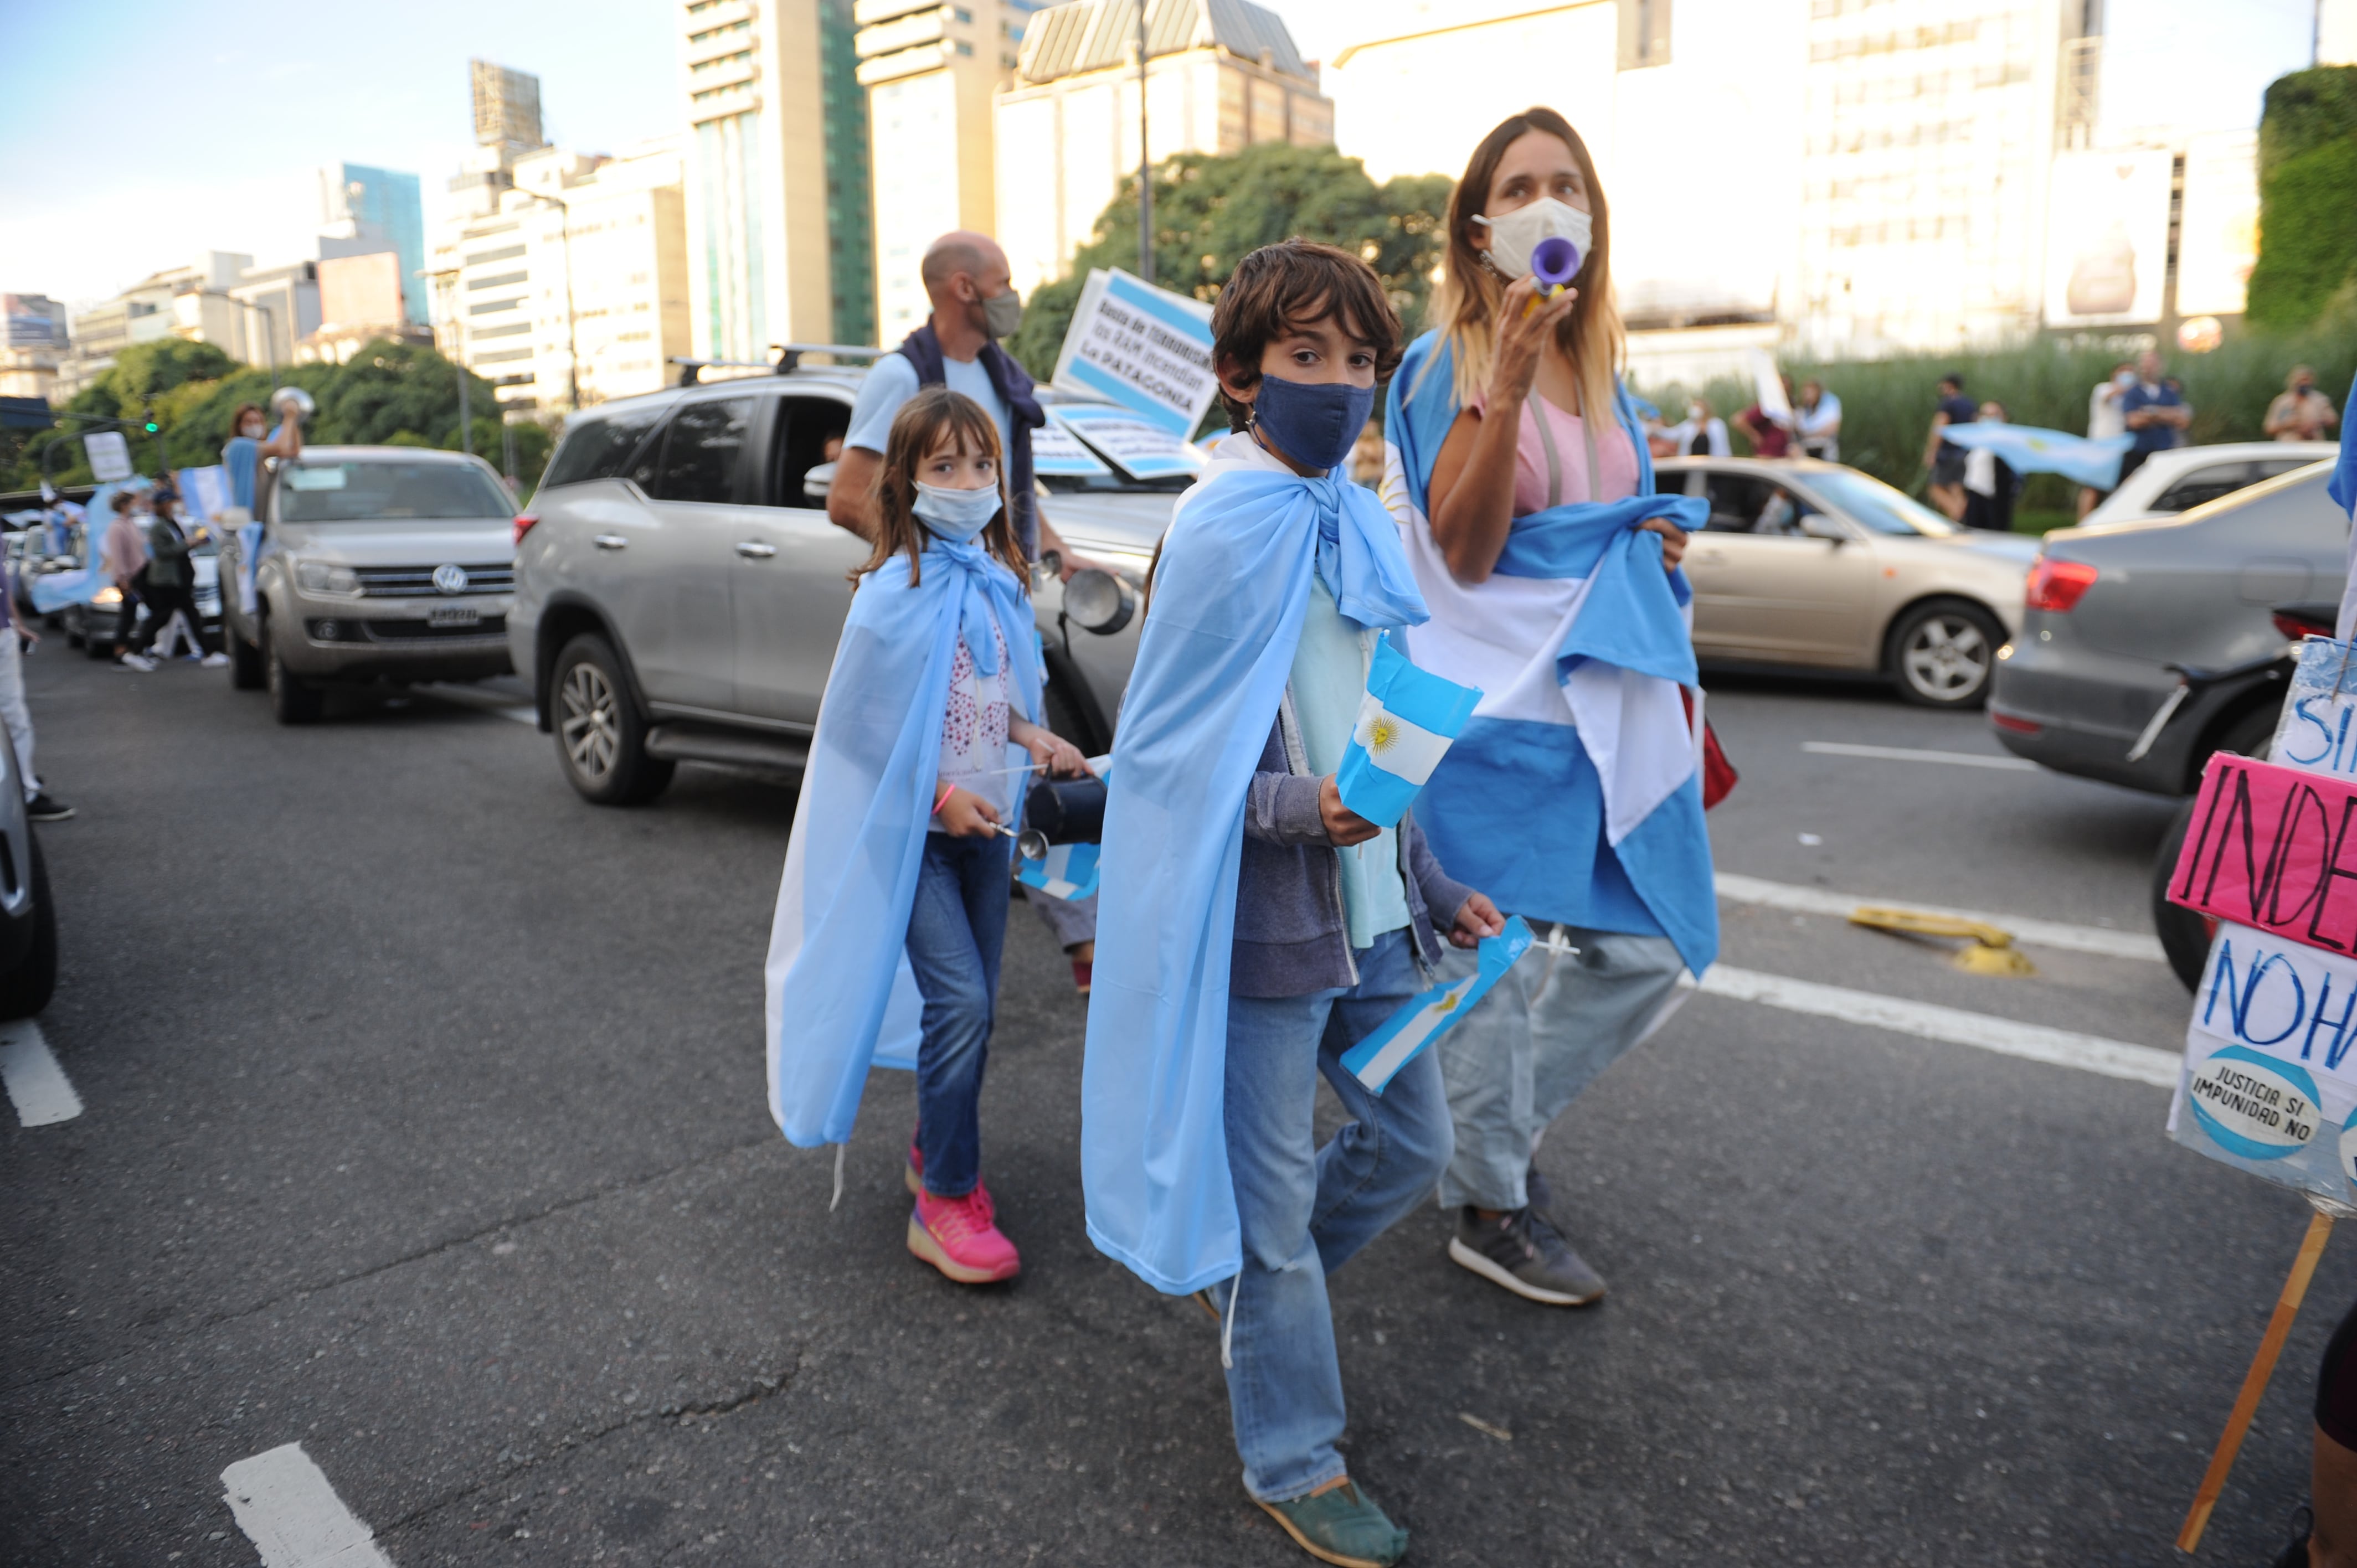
<box><xmin>764</xmin><ymin>538</ymin><xmax>1039</xmax><ymax>1146</ymax></box>
<box><xmin>1082</xmin><ymin>442</ymin><xmax>1429</xmax><ymax>1294</ymax></box>
<box><xmin>1380</xmin><ymin>331</ymin><xmax>1718</xmax><ymax>978</ymax></box>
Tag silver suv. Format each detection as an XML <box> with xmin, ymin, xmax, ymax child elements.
<box><xmin>218</xmin><ymin>447</ymin><xmax>521</xmax><ymax>724</ymax></box>
<box><xmin>511</xmin><ymin>360</ymin><xmax>1173</xmax><ymax>804</ymax></box>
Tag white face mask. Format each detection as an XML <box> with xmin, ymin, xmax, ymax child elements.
<box><xmin>912</xmin><ymin>481</ymin><xmax>1001</xmax><ymax>543</ymax></box>
<box><xmin>1474</xmin><ymin>197</ymin><xmax>1593</xmax><ymax>281</ymax></box>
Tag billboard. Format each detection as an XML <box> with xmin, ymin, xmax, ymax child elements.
<box><xmin>2044</xmin><ymin>149</ymin><xmax>2173</xmax><ymax>327</ymax></box>
<box><xmin>2176</xmin><ymin>131</ymin><xmax>2260</xmax><ymax>318</ymax></box>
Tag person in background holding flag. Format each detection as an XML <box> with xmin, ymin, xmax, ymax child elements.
<box><xmin>1382</xmin><ymin>107</ymin><xmax>1717</xmax><ymax>1308</ymax></box>
<box><xmin>1083</xmin><ymin>240</ymin><xmax>1500</xmax><ymax>1568</ymax></box>
<box><xmin>220</xmin><ymin>401</ymin><xmax>300</xmax><ymax>617</ymax></box>
<box><xmin>764</xmin><ymin>387</ymin><xmax>1086</xmax><ymax>1288</ymax></box>
<box><xmin>1959</xmin><ymin>401</ymin><xmax>2020</xmax><ymax>533</ymax></box>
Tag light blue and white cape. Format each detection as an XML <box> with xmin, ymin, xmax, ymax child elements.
<box><xmin>1081</xmin><ymin>440</ymin><xmax>1429</xmax><ymax>1295</ymax></box>
<box><xmin>1380</xmin><ymin>332</ymin><xmax>1718</xmax><ymax>977</ymax></box>
<box><xmin>763</xmin><ymin>539</ymin><xmax>1039</xmax><ymax>1146</ymax></box>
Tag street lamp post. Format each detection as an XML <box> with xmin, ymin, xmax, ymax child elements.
<box><xmin>419</xmin><ymin>264</ymin><xmax>471</xmax><ymax>457</ymax></box>
<box><xmin>1135</xmin><ymin>1</ymin><xmax>1153</xmax><ymax>284</ymax></box>
<box><xmin>517</xmin><ymin>188</ymin><xmax>581</xmax><ymax>411</ymax></box>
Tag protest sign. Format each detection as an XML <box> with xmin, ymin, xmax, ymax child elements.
<box><xmin>82</xmin><ymin>431</ymin><xmax>131</xmax><ymax>482</ymax></box>
<box><xmin>1335</xmin><ymin>638</ymin><xmax>1482</xmax><ymax>829</ymax></box>
<box><xmin>1341</xmin><ymin>917</ymin><xmax>1534</xmax><ymax>1094</ymax></box>
<box><xmin>1051</xmin><ymin>269</ymin><xmax>1218</xmax><ymax>439</ymax></box>
<box><xmin>2164</xmin><ymin>751</ymin><xmax>2357</xmax><ymax>955</ymax></box>
<box><xmin>1028</xmin><ymin>417</ymin><xmax>1115</xmax><ymax>480</ymax></box>
<box><xmin>1048</xmin><ymin>403</ymin><xmax>1204</xmax><ymax>480</ymax></box>
<box><xmin>2268</xmin><ymin>633</ymin><xmax>2357</xmax><ymax>780</ymax></box>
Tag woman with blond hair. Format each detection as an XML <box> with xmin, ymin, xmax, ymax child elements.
<box><xmin>1382</xmin><ymin>106</ymin><xmax>1717</xmax><ymax>1308</ymax></box>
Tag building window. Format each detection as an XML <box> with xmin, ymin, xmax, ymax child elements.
<box><xmin>1618</xmin><ymin>0</ymin><xmax>1671</xmax><ymax>69</ymax></box>
<box><xmin>472</xmin><ymin>321</ymin><xmax>532</xmax><ymax>339</ymax></box>
<box><xmin>475</xmin><ymin>347</ymin><xmax>535</xmax><ymax>364</ymax></box>
<box><xmin>466</xmin><ymin>270</ymin><xmax>529</xmax><ymax>291</ymax></box>
<box><xmin>952</xmin><ymin>6</ymin><xmax>972</xmax><ymax>20</ymax></box>
<box><xmin>954</xmin><ymin>39</ymin><xmax>972</xmax><ymax>55</ymax></box>
<box><xmin>465</xmin><ymin>243</ymin><xmax>528</xmax><ymax>266</ymax></box>
<box><xmin>469</xmin><ymin>299</ymin><xmax>522</xmax><ymax>316</ymax></box>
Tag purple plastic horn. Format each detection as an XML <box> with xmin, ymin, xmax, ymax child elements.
<box><xmin>1530</xmin><ymin>235</ymin><xmax>1582</xmax><ymax>291</ymax></box>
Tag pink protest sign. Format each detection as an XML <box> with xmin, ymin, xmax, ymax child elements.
<box><xmin>2166</xmin><ymin>751</ymin><xmax>2357</xmax><ymax>955</ymax></box>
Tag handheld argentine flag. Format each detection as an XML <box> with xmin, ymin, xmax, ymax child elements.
<box><xmin>1336</xmin><ymin>638</ymin><xmax>1483</xmax><ymax>828</ymax></box>
<box><xmin>1340</xmin><ymin>917</ymin><xmax>1536</xmax><ymax>1094</ymax></box>
<box><xmin>1016</xmin><ymin>840</ymin><xmax>1102</xmax><ymax>901</ymax></box>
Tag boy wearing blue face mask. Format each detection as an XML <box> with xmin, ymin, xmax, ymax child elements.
<box><xmin>764</xmin><ymin>386</ymin><xmax>1085</xmax><ymax>1287</ymax></box>
<box><xmin>1082</xmin><ymin>242</ymin><xmax>1502</xmax><ymax>1567</ymax></box>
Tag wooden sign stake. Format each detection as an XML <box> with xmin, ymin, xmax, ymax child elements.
<box><xmin>2176</xmin><ymin>1206</ymin><xmax>2337</xmax><ymax>1554</ymax></box>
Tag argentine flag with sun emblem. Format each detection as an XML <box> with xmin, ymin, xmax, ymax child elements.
<box><xmin>1342</xmin><ymin>916</ymin><xmax>1535</xmax><ymax>1093</ymax></box>
<box><xmin>1336</xmin><ymin>637</ymin><xmax>1482</xmax><ymax>828</ymax></box>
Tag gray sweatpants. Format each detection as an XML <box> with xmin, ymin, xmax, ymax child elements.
<box><xmin>1021</xmin><ymin>883</ymin><xmax>1097</xmax><ymax>949</ymax></box>
<box><xmin>1433</xmin><ymin>921</ymin><xmax>1687</xmax><ymax>1211</ymax></box>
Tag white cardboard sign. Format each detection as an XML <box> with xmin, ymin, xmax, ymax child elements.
<box><xmin>1050</xmin><ymin>268</ymin><xmax>1217</xmax><ymax>439</ymax></box>
<box><xmin>83</xmin><ymin>431</ymin><xmax>132</xmax><ymax>482</ymax></box>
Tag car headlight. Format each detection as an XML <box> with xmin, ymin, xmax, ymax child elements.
<box><xmin>92</xmin><ymin>586</ymin><xmax>121</xmax><ymax>606</ymax></box>
<box><xmin>295</xmin><ymin>559</ymin><xmax>361</xmax><ymax>597</ymax></box>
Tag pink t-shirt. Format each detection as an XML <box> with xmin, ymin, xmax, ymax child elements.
<box><xmin>1470</xmin><ymin>390</ymin><xmax>1640</xmax><ymax>516</ymax></box>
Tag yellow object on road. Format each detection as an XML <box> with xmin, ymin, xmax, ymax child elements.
<box><xmin>1848</xmin><ymin>906</ymin><xmax>2037</xmax><ymax>977</ymax></box>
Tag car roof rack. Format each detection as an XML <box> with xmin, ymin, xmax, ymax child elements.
<box><xmin>670</xmin><ymin>344</ymin><xmax>888</xmax><ymax>387</ymax></box>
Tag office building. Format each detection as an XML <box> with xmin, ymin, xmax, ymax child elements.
<box><xmin>996</xmin><ymin>0</ymin><xmax>1330</xmax><ymax>298</ymax></box>
<box><xmin>1</xmin><ymin>295</ymin><xmax>71</xmax><ymax>404</ymax></box>
<box><xmin>427</xmin><ymin>137</ymin><xmax>692</xmax><ymax>413</ymax></box>
<box><xmin>318</xmin><ymin>163</ymin><xmax>429</xmax><ymax>326</ymax></box>
<box><xmin>301</xmin><ymin>252</ymin><xmax>435</xmax><ymax>365</ymax></box>
<box><xmin>228</xmin><ymin>262</ymin><xmax>323</xmax><ymax>373</ymax></box>
<box><xmin>679</xmin><ymin>0</ymin><xmax>858</xmax><ymax>362</ymax></box>
<box><xmin>55</xmin><ymin>252</ymin><xmax>259</xmax><ymax>398</ymax></box>
<box><xmin>857</xmin><ymin>0</ymin><xmax>1045</xmax><ymax>341</ymax></box>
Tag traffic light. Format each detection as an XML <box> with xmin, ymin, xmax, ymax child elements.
<box><xmin>141</xmin><ymin>403</ymin><xmax>158</xmax><ymax>435</ymax></box>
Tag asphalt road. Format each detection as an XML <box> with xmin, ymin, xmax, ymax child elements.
<box><xmin>2</xmin><ymin>649</ymin><xmax>2350</xmax><ymax>1567</ymax></box>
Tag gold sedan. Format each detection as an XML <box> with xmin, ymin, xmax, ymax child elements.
<box><xmin>1659</xmin><ymin>457</ymin><xmax>2039</xmax><ymax>708</ymax></box>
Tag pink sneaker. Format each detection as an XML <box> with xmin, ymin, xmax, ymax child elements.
<box><xmin>904</xmin><ymin>1137</ymin><xmax>992</xmax><ymax>1221</ymax></box>
<box><xmin>908</xmin><ymin>1189</ymin><xmax>1020</xmax><ymax>1283</ymax></box>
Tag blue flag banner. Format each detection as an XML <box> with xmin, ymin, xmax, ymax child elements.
<box><xmin>1336</xmin><ymin>637</ymin><xmax>1481</xmax><ymax>828</ymax></box>
<box><xmin>1937</xmin><ymin>420</ymin><xmax>2134</xmax><ymax>491</ymax></box>
<box><xmin>2332</xmin><ymin>368</ymin><xmax>2357</xmax><ymax>519</ymax></box>
<box><xmin>1342</xmin><ymin>917</ymin><xmax>1536</xmax><ymax>1094</ymax></box>
<box><xmin>1016</xmin><ymin>840</ymin><xmax>1102</xmax><ymax>901</ymax></box>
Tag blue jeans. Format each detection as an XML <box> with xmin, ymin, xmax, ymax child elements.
<box><xmin>1219</xmin><ymin>927</ymin><xmax>1453</xmax><ymax>1502</ymax></box>
<box><xmin>904</xmin><ymin>830</ymin><xmax>1011</xmax><ymax>1197</ymax></box>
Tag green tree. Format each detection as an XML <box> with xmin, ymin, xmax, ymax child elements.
<box><xmin>1006</xmin><ymin>143</ymin><xmax>1455</xmax><ymax>393</ymax></box>
<box><xmin>2247</xmin><ymin>66</ymin><xmax>2357</xmax><ymax>329</ymax></box>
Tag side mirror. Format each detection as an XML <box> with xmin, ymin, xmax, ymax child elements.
<box><xmin>1799</xmin><ymin>511</ymin><xmax>1846</xmax><ymax>543</ymax></box>
<box><xmin>1062</xmin><ymin>566</ymin><xmax>1135</xmax><ymax>635</ymax></box>
<box><xmin>802</xmin><ymin>461</ymin><xmax>837</xmax><ymax>505</ymax></box>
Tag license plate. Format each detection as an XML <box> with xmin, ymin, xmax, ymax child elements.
<box><xmin>426</xmin><ymin>606</ymin><xmax>481</xmax><ymax>628</ymax></box>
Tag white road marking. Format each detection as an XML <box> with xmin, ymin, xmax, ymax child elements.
<box><xmin>1697</xmin><ymin>964</ymin><xmax>2181</xmax><ymax>1089</ymax></box>
<box><xmin>0</xmin><ymin>1020</ymin><xmax>81</xmax><ymax>1126</ymax></box>
<box><xmin>222</xmin><ymin>1444</ymin><xmax>393</xmax><ymax>1568</ymax></box>
<box><xmin>1714</xmin><ymin>871</ymin><xmax>2167</xmax><ymax>963</ymax></box>
<box><xmin>418</xmin><ymin>684</ymin><xmax>536</xmax><ymax>725</ymax></box>
<box><xmin>1801</xmin><ymin>740</ymin><xmax>2038</xmax><ymax>771</ymax></box>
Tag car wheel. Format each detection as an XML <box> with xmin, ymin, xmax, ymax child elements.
<box><xmin>2151</xmin><ymin>796</ymin><xmax>2212</xmax><ymax>993</ymax></box>
<box><xmin>0</xmin><ymin>836</ymin><xmax>59</xmax><ymax>1020</ymax></box>
<box><xmin>1888</xmin><ymin>598</ymin><xmax>2004</xmax><ymax>709</ymax></box>
<box><xmin>265</xmin><ymin>621</ymin><xmax>323</xmax><ymax>724</ymax></box>
<box><xmin>553</xmin><ymin>633</ymin><xmax>673</xmax><ymax>806</ymax></box>
<box><xmin>228</xmin><ymin>621</ymin><xmax>265</xmax><ymax>690</ymax></box>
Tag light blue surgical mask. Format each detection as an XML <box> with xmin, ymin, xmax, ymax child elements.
<box><xmin>912</xmin><ymin>481</ymin><xmax>1002</xmax><ymax>543</ymax></box>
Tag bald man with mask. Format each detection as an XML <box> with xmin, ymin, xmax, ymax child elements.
<box><xmin>831</xmin><ymin>230</ymin><xmax>1093</xmax><ymax>579</ymax></box>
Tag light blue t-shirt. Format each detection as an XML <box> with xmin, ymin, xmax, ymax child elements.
<box><xmin>223</xmin><ymin>436</ymin><xmax>260</xmax><ymax>510</ymax></box>
<box><xmin>1289</xmin><ymin>580</ymin><xmax>1410</xmax><ymax>950</ymax></box>
<box><xmin>843</xmin><ymin>351</ymin><xmax>1011</xmax><ymax>463</ymax></box>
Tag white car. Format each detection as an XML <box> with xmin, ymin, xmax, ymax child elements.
<box><xmin>2080</xmin><ymin>441</ymin><xmax>2337</xmax><ymax>528</ymax></box>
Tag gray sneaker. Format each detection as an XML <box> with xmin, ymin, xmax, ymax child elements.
<box><xmin>1448</xmin><ymin>1205</ymin><xmax>1606</xmax><ymax>1306</ymax></box>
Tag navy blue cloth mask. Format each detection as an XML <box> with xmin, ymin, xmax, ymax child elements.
<box><xmin>1250</xmin><ymin>373</ymin><xmax>1375</xmax><ymax>475</ymax></box>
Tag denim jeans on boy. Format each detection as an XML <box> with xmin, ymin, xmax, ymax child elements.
<box><xmin>1433</xmin><ymin>922</ymin><xmax>1685</xmax><ymax>1212</ymax></box>
<box><xmin>1219</xmin><ymin>927</ymin><xmax>1453</xmax><ymax>1502</ymax></box>
<box><xmin>905</xmin><ymin>830</ymin><xmax>1012</xmax><ymax>1197</ymax></box>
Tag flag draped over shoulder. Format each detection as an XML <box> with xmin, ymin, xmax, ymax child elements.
<box><xmin>1381</xmin><ymin>332</ymin><xmax>1718</xmax><ymax>977</ymax></box>
<box><xmin>764</xmin><ymin>539</ymin><xmax>1039</xmax><ymax>1146</ymax></box>
<box><xmin>1937</xmin><ymin>420</ymin><xmax>2134</xmax><ymax>492</ymax></box>
<box><xmin>1081</xmin><ymin>452</ymin><xmax>1428</xmax><ymax>1296</ymax></box>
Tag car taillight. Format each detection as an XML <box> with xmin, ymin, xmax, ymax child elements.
<box><xmin>513</xmin><ymin>512</ymin><xmax>539</xmax><ymax>546</ymax></box>
<box><xmin>2025</xmin><ymin>558</ymin><xmax>2097</xmax><ymax>613</ymax></box>
<box><xmin>1990</xmin><ymin>709</ymin><xmax>2041</xmax><ymax>734</ymax></box>
<box><xmin>2273</xmin><ymin>610</ymin><xmax>2333</xmax><ymax>641</ymax></box>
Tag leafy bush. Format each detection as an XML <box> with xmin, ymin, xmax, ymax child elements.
<box><xmin>2247</xmin><ymin>66</ymin><xmax>2357</xmax><ymax>330</ymax></box>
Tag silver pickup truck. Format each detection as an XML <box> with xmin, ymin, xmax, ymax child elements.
<box><xmin>510</xmin><ymin>359</ymin><xmax>1177</xmax><ymax>804</ymax></box>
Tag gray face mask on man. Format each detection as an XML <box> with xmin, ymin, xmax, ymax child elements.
<box><xmin>982</xmin><ymin>287</ymin><xmax>1023</xmax><ymax>341</ymax></box>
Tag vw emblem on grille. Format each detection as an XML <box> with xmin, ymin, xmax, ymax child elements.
<box><xmin>432</xmin><ymin>564</ymin><xmax>470</xmax><ymax>596</ymax></box>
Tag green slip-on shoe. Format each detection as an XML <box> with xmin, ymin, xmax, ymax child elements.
<box><xmin>1255</xmin><ymin>1478</ymin><xmax>1409</xmax><ymax>1568</ymax></box>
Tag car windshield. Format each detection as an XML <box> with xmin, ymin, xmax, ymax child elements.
<box><xmin>278</xmin><ymin>461</ymin><xmax>510</xmax><ymax>523</ymax></box>
<box><xmin>1803</xmin><ymin>470</ymin><xmax>1958</xmax><ymax>537</ymax></box>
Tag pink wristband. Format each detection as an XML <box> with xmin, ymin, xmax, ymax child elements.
<box><xmin>932</xmin><ymin>781</ymin><xmax>955</xmax><ymax>815</ymax></box>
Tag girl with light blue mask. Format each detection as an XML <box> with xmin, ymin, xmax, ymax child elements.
<box><xmin>762</xmin><ymin>387</ymin><xmax>1086</xmax><ymax>1288</ymax></box>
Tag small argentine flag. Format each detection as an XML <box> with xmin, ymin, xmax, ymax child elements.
<box><xmin>1335</xmin><ymin>637</ymin><xmax>1483</xmax><ymax>829</ymax></box>
<box><xmin>1016</xmin><ymin>840</ymin><xmax>1101</xmax><ymax>901</ymax></box>
<box><xmin>1341</xmin><ymin>917</ymin><xmax>1535</xmax><ymax>1094</ymax></box>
